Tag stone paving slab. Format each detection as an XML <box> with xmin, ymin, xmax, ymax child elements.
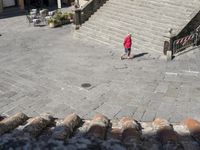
<box><xmin>0</xmin><ymin>15</ymin><xmax>200</xmax><ymax>122</ymax></box>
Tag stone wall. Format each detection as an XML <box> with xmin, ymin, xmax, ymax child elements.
<box><xmin>177</xmin><ymin>11</ymin><xmax>200</xmax><ymax>38</ymax></box>
<box><xmin>0</xmin><ymin>0</ymin><xmax>25</xmax><ymax>12</ymax></box>
<box><xmin>74</xmin><ymin>0</ymin><xmax>107</xmax><ymax>28</ymax></box>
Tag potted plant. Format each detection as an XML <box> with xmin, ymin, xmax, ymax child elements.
<box><xmin>48</xmin><ymin>18</ymin><xmax>59</xmax><ymax>28</ymax></box>
<box><xmin>60</xmin><ymin>12</ymin><xmax>70</xmax><ymax>24</ymax></box>
<box><xmin>48</xmin><ymin>10</ymin><xmax>73</xmax><ymax>27</ymax></box>
<box><xmin>68</xmin><ymin>12</ymin><xmax>74</xmax><ymax>21</ymax></box>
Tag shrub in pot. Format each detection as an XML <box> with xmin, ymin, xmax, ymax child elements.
<box><xmin>68</xmin><ymin>12</ymin><xmax>74</xmax><ymax>21</ymax></box>
<box><xmin>48</xmin><ymin>18</ymin><xmax>59</xmax><ymax>28</ymax></box>
<box><xmin>48</xmin><ymin>11</ymin><xmax>72</xmax><ymax>27</ymax></box>
<box><xmin>61</xmin><ymin>12</ymin><xmax>71</xmax><ymax>24</ymax></box>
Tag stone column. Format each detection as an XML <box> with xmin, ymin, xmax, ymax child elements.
<box><xmin>0</xmin><ymin>0</ymin><xmax>3</xmax><ymax>13</ymax></box>
<box><xmin>74</xmin><ymin>8</ymin><xmax>81</xmax><ymax>29</ymax></box>
<box><xmin>18</xmin><ymin>0</ymin><xmax>25</xmax><ymax>10</ymax></box>
<box><xmin>57</xmin><ymin>0</ymin><xmax>61</xmax><ymax>8</ymax></box>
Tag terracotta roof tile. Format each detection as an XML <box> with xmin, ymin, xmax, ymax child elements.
<box><xmin>87</xmin><ymin>114</ymin><xmax>109</xmax><ymax>139</ymax></box>
<box><xmin>0</xmin><ymin>112</ymin><xmax>200</xmax><ymax>149</ymax></box>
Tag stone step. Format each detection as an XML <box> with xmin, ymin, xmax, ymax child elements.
<box><xmin>104</xmin><ymin>2</ymin><xmax>191</xmax><ymax>24</ymax></box>
<box><xmin>111</xmin><ymin>0</ymin><xmax>196</xmax><ymax>11</ymax></box>
<box><xmin>76</xmin><ymin>29</ymin><xmax>163</xmax><ymax>54</ymax></box>
<box><xmin>82</xmin><ymin>22</ymin><xmax>165</xmax><ymax>47</ymax></box>
<box><xmin>96</xmin><ymin>7</ymin><xmax>183</xmax><ymax>31</ymax></box>
<box><xmin>112</xmin><ymin>0</ymin><xmax>197</xmax><ymax>11</ymax></box>
<box><xmin>87</xmin><ymin>14</ymin><xmax>170</xmax><ymax>43</ymax></box>
<box><xmin>89</xmin><ymin>11</ymin><xmax>171</xmax><ymax>36</ymax></box>
<box><xmin>89</xmin><ymin>13</ymin><xmax>168</xmax><ymax>36</ymax></box>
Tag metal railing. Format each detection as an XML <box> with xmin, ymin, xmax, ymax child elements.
<box><xmin>164</xmin><ymin>25</ymin><xmax>200</xmax><ymax>59</ymax></box>
<box><xmin>172</xmin><ymin>32</ymin><xmax>198</xmax><ymax>54</ymax></box>
<box><xmin>163</xmin><ymin>10</ymin><xmax>200</xmax><ymax>60</ymax></box>
<box><xmin>74</xmin><ymin>0</ymin><xmax>107</xmax><ymax>29</ymax></box>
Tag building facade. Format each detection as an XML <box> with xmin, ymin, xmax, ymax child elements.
<box><xmin>0</xmin><ymin>0</ymin><xmax>69</xmax><ymax>13</ymax></box>
<box><xmin>0</xmin><ymin>0</ymin><xmax>25</xmax><ymax>11</ymax></box>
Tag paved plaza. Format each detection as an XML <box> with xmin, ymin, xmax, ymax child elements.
<box><xmin>0</xmin><ymin>15</ymin><xmax>200</xmax><ymax>122</ymax></box>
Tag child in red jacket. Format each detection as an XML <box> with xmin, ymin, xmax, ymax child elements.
<box><xmin>121</xmin><ymin>33</ymin><xmax>132</xmax><ymax>60</ymax></box>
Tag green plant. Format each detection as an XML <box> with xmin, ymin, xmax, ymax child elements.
<box><xmin>48</xmin><ymin>18</ymin><xmax>59</xmax><ymax>24</ymax></box>
<box><xmin>53</xmin><ymin>10</ymin><xmax>63</xmax><ymax>20</ymax></box>
<box><xmin>55</xmin><ymin>10</ymin><xmax>62</xmax><ymax>15</ymax></box>
<box><xmin>68</xmin><ymin>12</ymin><xmax>74</xmax><ymax>19</ymax></box>
<box><xmin>61</xmin><ymin>12</ymin><xmax>69</xmax><ymax>20</ymax></box>
<box><xmin>48</xmin><ymin>10</ymin><xmax>73</xmax><ymax>26</ymax></box>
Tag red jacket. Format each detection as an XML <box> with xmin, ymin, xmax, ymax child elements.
<box><xmin>123</xmin><ymin>35</ymin><xmax>132</xmax><ymax>48</ymax></box>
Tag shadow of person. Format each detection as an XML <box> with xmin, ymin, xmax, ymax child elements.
<box><xmin>133</xmin><ymin>52</ymin><xmax>148</xmax><ymax>59</ymax></box>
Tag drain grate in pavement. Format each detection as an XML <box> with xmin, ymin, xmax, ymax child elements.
<box><xmin>81</xmin><ymin>83</ymin><xmax>91</xmax><ymax>88</ymax></box>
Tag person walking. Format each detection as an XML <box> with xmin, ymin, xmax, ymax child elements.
<box><xmin>121</xmin><ymin>33</ymin><xmax>132</xmax><ymax>60</ymax></box>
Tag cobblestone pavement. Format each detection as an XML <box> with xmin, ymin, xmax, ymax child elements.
<box><xmin>0</xmin><ymin>16</ymin><xmax>200</xmax><ymax>122</ymax></box>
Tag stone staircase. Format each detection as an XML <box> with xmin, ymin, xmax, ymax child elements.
<box><xmin>74</xmin><ymin>0</ymin><xmax>200</xmax><ymax>56</ymax></box>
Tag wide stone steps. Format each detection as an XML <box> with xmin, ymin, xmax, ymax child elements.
<box><xmin>104</xmin><ymin>3</ymin><xmax>190</xmax><ymax>25</ymax></box>
<box><xmin>113</xmin><ymin>0</ymin><xmax>196</xmax><ymax>10</ymax></box>
<box><xmin>81</xmin><ymin>21</ymin><xmax>165</xmax><ymax>48</ymax></box>
<box><xmin>88</xmin><ymin>16</ymin><xmax>168</xmax><ymax>40</ymax></box>
<box><xmin>92</xmin><ymin>9</ymin><xmax>176</xmax><ymax>34</ymax></box>
<box><xmin>84</xmin><ymin>11</ymin><xmax>170</xmax><ymax>39</ymax></box>
<box><xmin>74</xmin><ymin>0</ymin><xmax>200</xmax><ymax>55</ymax></box>
<box><xmin>75</xmin><ymin>28</ymin><xmax>163</xmax><ymax>54</ymax></box>
<box><xmin>81</xmin><ymin>14</ymin><xmax>169</xmax><ymax>48</ymax></box>
<box><xmin>113</xmin><ymin>0</ymin><xmax>197</xmax><ymax>11</ymax></box>
<box><xmin>95</xmin><ymin>4</ymin><xmax>192</xmax><ymax>33</ymax></box>
<box><xmin>107</xmin><ymin>0</ymin><xmax>189</xmax><ymax>17</ymax></box>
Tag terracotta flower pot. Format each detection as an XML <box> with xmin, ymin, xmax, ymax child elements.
<box><xmin>49</xmin><ymin>22</ymin><xmax>55</xmax><ymax>28</ymax></box>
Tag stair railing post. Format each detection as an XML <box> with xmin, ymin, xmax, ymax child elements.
<box><xmin>166</xmin><ymin>36</ymin><xmax>173</xmax><ymax>61</ymax></box>
<box><xmin>93</xmin><ymin>0</ymin><xmax>96</xmax><ymax>12</ymax></box>
<box><xmin>163</xmin><ymin>28</ymin><xmax>174</xmax><ymax>61</ymax></box>
<box><xmin>74</xmin><ymin>8</ymin><xmax>81</xmax><ymax>30</ymax></box>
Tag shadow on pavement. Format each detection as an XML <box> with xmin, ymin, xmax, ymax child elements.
<box><xmin>133</xmin><ymin>52</ymin><xmax>148</xmax><ymax>59</ymax></box>
<box><xmin>172</xmin><ymin>46</ymin><xmax>200</xmax><ymax>60</ymax></box>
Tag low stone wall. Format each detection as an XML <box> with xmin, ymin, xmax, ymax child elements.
<box><xmin>74</xmin><ymin>0</ymin><xmax>107</xmax><ymax>29</ymax></box>
<box><xmin>176</xmin><ymin>10</ymin><xmax>200</xmax><ymax>39</ymax></box>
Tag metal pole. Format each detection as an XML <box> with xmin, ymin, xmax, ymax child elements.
<box><xmin>57</xmin><ymin>0</ymin><xmax>61</xmax><ymax>8</ymax></box>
